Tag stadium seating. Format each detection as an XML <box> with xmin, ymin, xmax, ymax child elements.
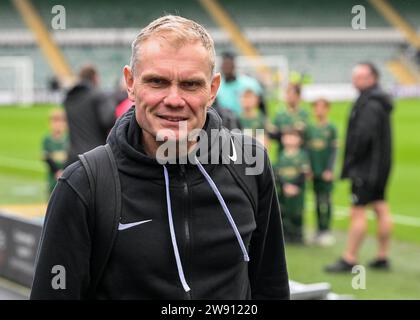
<box><xmin>3</xmin><ymin>0</ymin><xmax>420</xmax><ymax>29</ymax></box>
<box><xmin>2</xmin><ymin>0</ymin><xmax>420</xmax><ymax>93</ymax></box>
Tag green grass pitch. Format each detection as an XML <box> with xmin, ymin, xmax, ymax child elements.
<box><xmin>0</xmin><ymin>99</ymin><xmax>419</xmax><ymax>299</ymax></box>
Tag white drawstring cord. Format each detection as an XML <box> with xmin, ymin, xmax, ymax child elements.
<box><xmin>163</xmin><ymin>165</ymin><xmax>191</xmax><ymax>292</ymax></box>
<box><xmin>194</xmin><ymin>157</ymin><xmax>250</xmax><ymax>262</ymax></box>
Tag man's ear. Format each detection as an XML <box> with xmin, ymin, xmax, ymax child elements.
<box><xmin>208</xmin><ymin>72</ymin><xmax>221</xmax><ymax>107</ymax></box>
<box><xmin>123</xmin><ymin>65</ymin><xmax>135</xmax><ymax>102</ymax></box>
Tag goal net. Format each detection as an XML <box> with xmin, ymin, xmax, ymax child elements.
<box><xmin>0</xmin><ymin>56</ymin><xmax>34</xmax><ymax>106</ymax></box>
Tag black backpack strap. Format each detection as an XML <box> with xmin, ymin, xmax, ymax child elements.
<box><xmin>220</xmin><ymin>129</ymin><xmax>259</xmax><ymax>215</ymax></box>
<box><xmin>78</xmin><ymin>144</ymin><xmax>121</xmax><ymax>299</ymax></box>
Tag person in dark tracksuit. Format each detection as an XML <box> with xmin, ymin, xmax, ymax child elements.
<box><xmin>63</xmin><ymin>65</ymin><xmax>115</xmax><ymax>166</ymax></box>
<box><xmin>30</xmin><ymin>15</ymin><xmax>289</xmax><ymax>300</ymax></box>
<box><xmin>326</xmin><ymin>62</ymin><xmax>393</xmax><ymax>272</ymax></box>
<box><xmin>212</xmin><ymin>97</ymin><xmax>242</xmax><ymax>130</ymax></box>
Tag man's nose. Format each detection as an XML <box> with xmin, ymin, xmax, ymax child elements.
<box><xmin>163</xmin><ymin>86</ymin><xmax>186</xmax><ymax>108</ymax></box>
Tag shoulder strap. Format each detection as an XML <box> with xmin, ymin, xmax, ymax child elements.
<box><xmin>78</xmin><ymin>144</ymin><xmax>121</xmax><ymax>299</ymax></box>
<box><xmin>220</xmin><ymin>129</ymin><xmax>259</xmax><ymax>214</ymax></box>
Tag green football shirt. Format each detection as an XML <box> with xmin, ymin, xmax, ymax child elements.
<box><xmin>275</xmin><ymin>149</ymin><xmax>310</xmax><ymax>187</ymax></box>
<box><xmin>273</xmin><ymin>107</ymin><xmax>309</xmax><ymax>136</ymax></box>
<box><xmin>306</xmin><ymin>122</ymin><xmax>337</xmax><ymax>177</ymax></box>
<box><xmin>42</xmin><ymin>134</ymin><xmax>69</xmax><ymax>192</ymax></box>
<box><xmin>274</xmin><ymin>149</ymin><xmax>309</xmax><ymax>215</ymax></box>
<box><xmin>272</xmin><ymin>107</ymin><xmax>309</xmax><ymax>151</ymax></box>
<box><xmin>239</xmin><ymin>111</ymin><xmax>265</xmax><ymax>136</ymax></box>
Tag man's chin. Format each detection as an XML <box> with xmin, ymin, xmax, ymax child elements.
<box><xmin>155</xmin><ymin>120</ymin><xmax>193</xmax><ymax>140</ymax></box>
<box><xmin>154</xmin><ymin>132</ymin><xmax>194</xmax><ymax>162</ymax></box>
<box><xmin>155</xmin><ymin>128</ymin><xmax>188</xmax><ymax>141</ymax></box>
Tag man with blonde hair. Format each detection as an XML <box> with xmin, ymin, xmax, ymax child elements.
<box><xmin>31</xmin><ymin>15</ymin><xmax>289</xmax><ymax>300</ymax></box>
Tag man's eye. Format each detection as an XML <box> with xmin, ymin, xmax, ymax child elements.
<box><xmin>148</xmin><ymin>78</ymin><xmax>167</xmax><ymax>87</ymax></box>
<box><xmin>181</xmin><ymin>81</ymin><xmax>200</xmax><ymax>90</ymax></box>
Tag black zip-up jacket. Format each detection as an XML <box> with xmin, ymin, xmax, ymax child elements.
<box><xmin>341</xmin><ymin>85</ymin><xmax>393</xmax><ymax>188</ymax></box>
<box><xmin>213</xmin><ymin>98</ymin><xmax>242</xmax><ymax>130</ymax></box>
<box><xmin>64</xmin><ymin>81</ymin><xmax>115</xmax><ymax>164</ymax></box>
<box><xmin>30</xmin><ymin>107</ymin><xmax>289</xmax><ymax>300</ymax></box>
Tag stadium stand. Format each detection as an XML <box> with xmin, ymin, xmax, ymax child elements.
<box><xmin>1</xmin><ymin>0</ymin><xmax>420</xmax><ymax>300</ymax></box>
<box><xmin>2</xmin><ymin>0</ymin><xmax>420</xmax><ymax>97</ymax></box>
<box><xmin>3</xmin><ymin>0</ymin><xmax>419</xmax><ymax>29</ymax></box>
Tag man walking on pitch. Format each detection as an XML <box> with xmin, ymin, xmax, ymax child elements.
<box><xmin>326</xmin><ymin>63</ymin><xmax>393</xmax><ymax>272</ymax></box>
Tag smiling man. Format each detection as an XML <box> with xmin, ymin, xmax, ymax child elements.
<box><xmin>126</xmin><ymin>29</ymin><xmax>215</xmax><ymax>154</ymax></box>
<box><xmin>30</xmin><ymin>15</ymin><xmax>289</xmax><ymax>300</ymax></box>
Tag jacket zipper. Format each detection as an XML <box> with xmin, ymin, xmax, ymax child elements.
<box><xmin>180</xmin><ymin>164</ymin><xmax>192</xmax><ymax>299</ymax></box>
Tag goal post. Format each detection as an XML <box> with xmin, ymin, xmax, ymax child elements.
<box><xmin>0</xmin><ymin>56</ymin><xmax>34</xmax><ymax>106</ymax></box>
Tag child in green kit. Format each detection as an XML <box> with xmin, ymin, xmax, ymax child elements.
<box><xmin>274</xmin><ymin>129</ymin><xmax>310</xmax><ymax>244</ymax></box>
<box><xmin>42</xmin><ymin>108</ymin><xmax>69</xmax><ymax>195</ymax></box>
<box><xmin>239</xmin><ymin>87</ymin><xmax>268</xmax><ymax>148</ymax></box>
<box><xmin>268</xmin><ymin>83</ymin><xmax>309</xmax><ymax>151</ymax></box>
<box><xmin>306</xmin><ymin>98</ymin><xmax>337</xmax><ymax>246</ymax></box>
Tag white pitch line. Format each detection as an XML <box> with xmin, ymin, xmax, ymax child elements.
<box><xmin>2</xmin><ymin>155</ymin><xmax>420</xmax><ymax>228</ymax></box>
<box><xmin>391</xmin><ymin>215</ymin><xmax>420</xmax><ymax>227</ymax></box>
<box><xmin>0</xmin><ymin>155</ymin><xmax>44</xmax><ymax>172</ymax></box>
<box><xmin>309</xmin><ymin>203</ymin><xmax>420</xmax><ymax>228</ymax></box>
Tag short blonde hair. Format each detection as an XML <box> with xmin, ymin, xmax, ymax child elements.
<box><xmin>49</xmin><ymin>108</ymin><xmax>66</xmax><ymax>121</ymax></box>
<box><xmin>312</xmin><ymin>97</ymin><xmax>331</xmax><ymax>108</ymax></box>
<box><xmin>130</xmin><ymin>15</ymin><xmax>216</xmax><ymax>76</ymax></box>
